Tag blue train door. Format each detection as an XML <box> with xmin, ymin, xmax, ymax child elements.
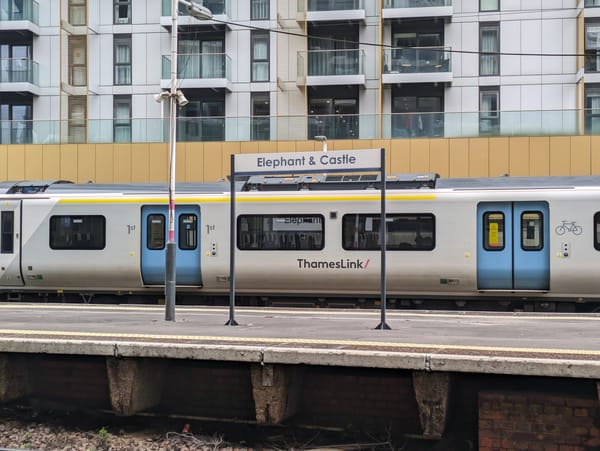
<box><xmin>477</xmin><ymin>202</ymin><xmax>549</xmax><ymax>290</ymax></box>
<box><xmin>140</xmin><ymin>205</ymin><xmax>202</xmax><ymax>286</ymax></box>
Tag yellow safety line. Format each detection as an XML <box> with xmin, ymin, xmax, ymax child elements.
<box><xmin>0</xmin><ymin>328</ymin><xmax>597</xmax><ymax>357</ymax></box>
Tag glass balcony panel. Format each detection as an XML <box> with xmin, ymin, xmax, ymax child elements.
<box><xmin>0</xmin><ymin>0</ymin><xmax>38</xmax><ymax>23</ymax></box>
<box><xmin>384</xmin><ymin>0</ymin><xmax>451</xmax><ymax>7</ymax></box>
<box><xmin>162</xmin><ymin>0</ymin><xmax>228</xmax><ymax>16</ymax></box>
<box><xmin>162</xmin><ymin>54</ymin><xmax>229</xmax><ymax>80</ymax></box>
<box><xmin>307</xmin><ymin>50</ymin><xmax>362</xmax><ymax>76</ymax></box>
<box><xmin>383</xmin><ymin>48</ymin><xmax>451</xmax><ymax>73</ymax></box>
<box><xmin>0</xmin><ymin>58</ymin><xmax>38</xmax><ymax>84</ymax></box>
<box><xmin>306</xmin><ymin>0</ymin><xmax>362</xmax><ymax>11</ymax></box>
<box><xmin>308</xmin><ymin>114</ymin><xmax>359</xmax><ymax>139</ymax></box>
<box><xmin>585</xmin><ymin>0</ymin><xmax>600</xmax><ymax>6</ymax></box>
<box><xmin>251</xmin><ymin>116</ymin><xmax>270</xmax><ymax>140</ymax></box>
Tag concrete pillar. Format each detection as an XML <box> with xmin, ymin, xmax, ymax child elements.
<box><xmin>0</xmin><ymin>355</ymin><xmax>30</xmax><ymax>402</ymax></box>
<box><xmin>250</xmin><ymin>364</ymin><xmax>303</xmax><ymax>424</ymax></box>
<box><xmin>106</xmin><ymin>358</ymin><xmax>166</xmax><ymax>416</ymax></box>
<box><xmin>412</xmin><ymin>371</ymin><xmax>451</xmax><ymax>439</ymax></box>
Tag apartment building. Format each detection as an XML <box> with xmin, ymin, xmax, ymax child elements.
<box><xmin>0</xmin><ymin>0</ymin><xmax>595</xmax><ymax>147</ymax></box>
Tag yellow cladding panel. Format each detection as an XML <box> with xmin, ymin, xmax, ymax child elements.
<box><xmin>468</xmin><ymin>138</ymin><xmax>489</xmax><ymax>177</ymax></box>
<box><xmin>529</xmin><ymin>137</ymin><xmax>550</xmax><ymax>176</ymax></box>
<box><xmin>549</xmin><ymin>136</ymin><xmax>571</xmax><ymax>176</ymax></box>
<box><xmin>42</xmin><ymin>145</ymin><xmax>61</xmax><ymax>180</ymax></box>
<box><xmin>4</xmin><ymin>137</ymin><xmax>600</xmax><ymax>182</ymax></box>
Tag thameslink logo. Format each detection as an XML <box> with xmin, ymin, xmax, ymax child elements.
<box><xmin>297</xmin><ymin>258</ymin><xmax>370</xmax><ymax>270</ymax></box>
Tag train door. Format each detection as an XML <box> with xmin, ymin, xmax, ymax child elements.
<box><xmin>140</xmin><ymin>205</ymin><xmax>202</xmax><ymax>285</ymax></box>
<box><xmin>0</xmin><ymin>201</ymin><xmax>23</xmax><ymax>287</ymax></box>
<box><xmin>477</xmin><ymin>202</ymin><xmax>549</xmax><ymax>290</ymax></box>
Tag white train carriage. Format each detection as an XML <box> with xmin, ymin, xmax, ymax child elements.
<box><xmin>0</xmin><ymin>174</ymin><xmax>600</xmax><ymax>310</ymax></box>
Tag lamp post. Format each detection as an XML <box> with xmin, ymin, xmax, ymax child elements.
<box><xmin>156</xmin><ymin>0</ymin><xmax>212</xmax><ymax>321</ymax></box>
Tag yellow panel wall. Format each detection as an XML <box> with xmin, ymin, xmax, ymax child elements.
<box><xmin>2</xmin><ymin>137</ymin><xmax>600</xmax><ymax>184</ymax></box>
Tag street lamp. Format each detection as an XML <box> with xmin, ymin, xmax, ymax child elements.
<box><xmin>155</xmin><ymin>0</ymin><xmax>212</xmax><ymax>321</ymax></box>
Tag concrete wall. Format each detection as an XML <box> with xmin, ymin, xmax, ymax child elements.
<box><xmin>2</xmin><ymin>136</ymin><xmax>600</xmax><ymax>183</ymax></box>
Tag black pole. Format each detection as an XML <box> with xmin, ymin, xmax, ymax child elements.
<box><xmin>376</xmin><ymin>147</ymin><xmax>391</xmax><ymax>330</ymax></box>
<box><xmin>226</xmin><ymin>154</ymin><xmax>238</xmax><ymax>326</ymax></box>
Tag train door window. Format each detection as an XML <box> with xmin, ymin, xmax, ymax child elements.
<box><xmin>238</xmin><ymin>215</ymin><xmax>324</xmax><ymax>250</ymax></box>
<box><xmin>483</xmin><ymin>212</ymin><xmax>504</xmax><ymax>250</ymax></box>
<box><xmin>595</xmin><ymin>212</ymin><xmax>600</xmax><ymax>250</ymax></box>
<box><xmin>521</xmin><ymin>211</ymin><xmax>543</xmax><ymax>251</ymax></box>
<box><xmin>147</xmin><ymin>214</ymin><xmax>165</xmax><ymax>250</ymax></box>
<box><xmin>342</xmin><ymin>214</ymin><xmax>435</xmax><ymax>251</ymax></box>
<box><xmin>1</xmin><ymin>211</ymin><xmax>14</xmax><ymax>254</ymax></box>
<box><xmin>50</xmin><ymin>215</ymin><xmax>105</xmax><ymax>250</ymax></box>
<box><xmin>179</xmin><ymin>214</ymin><xmax>198</xmax><ymax>250</ymax></box>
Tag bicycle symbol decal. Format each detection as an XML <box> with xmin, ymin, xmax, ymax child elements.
<box><xmin>555</xmin><ymin>220</ymin><xmax>582</xmax><ymax>235</ymax></box>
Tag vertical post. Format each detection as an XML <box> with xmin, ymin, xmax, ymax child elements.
<box><xmin>226</xmin><ymin>154</ymin><xmax>238</xmax><ymax>326</ymax></box>
<box><xmin>165</xmin><ymin>0</ymin><xmax>179</xmax><ymax>321</ymax></box>
<box><xmin>376</xmin><ymin>147</ymin><xmax>391</xmax><ymax>330</ymax></box>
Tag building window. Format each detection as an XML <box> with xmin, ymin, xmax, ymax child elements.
<box><xmin>178</xmin><ymin>93</ymin><xmax>225</xmax><ymax>142</ymax></box>
<box><xmin>251</xmin><ymin>0</ymin><xmax>269</xmax><ymax>19</ymax></box>
<box><xmin>114</xmin><ymin>35</ymin><xmax>131</xmax><ymax>85</ymax></box>
<box><xmin>68</xmin><ymin>0</ymin><xmax>86</xmax><ymax>26</ymax></box>
<box><xmin>114</xmin><ymin>0</ymin><xmax>131</xmax><ymax>24</ymax></box>
<box><xmin>113</xmin><ymin>95</ymin><xmax>131</xmax><ymax>142</ymax></box>
<box><xmin>480</xmin><ymin>23</ymin><xmax>499</xmax><ymax>76</ymax></box>
<box><xmin>251</xmin><ymin>32</ymin><xmax>269</xmax><ymax>81</ymax></box>
<box><xmin>68</xmin><ymin>96</ymin><xmax>86</xmax><ymax>143</ymax></box>
<box><xmin>480</xmin><ymin>0</ymin><xmax>499</xmax><ymax>11</ymax></box>
<box><xmin>251</xmin><ymin>92</ymin><xmax>270</xmax><ymax>140</ymax></box>
<box><xmin>0</xmin><ymin>100</ymin><xmax>32</xmax><ymax>144</ymax></box>
<box><xmin>342</xmin><ymin>214</ymin><xmax>435</xmax><ymax>251</ymax></box>
<box><xmin>69</xmin><ymin>36</ymin><xmax>87</xmax><ymax>86</ymax></box>
<box><xmin>480</xmin><ymin>87</ymin><xmax>500</xmax><ymax>134</ymax></box>
<box><xmin>238</xmin><ymin>215</ymin><xmax>325</xmax><ymax>251</ymax></box>
<box><xmin>585</xmin><ymin>85</ymin><xmax>600</xmax><ymax>134</ymax></box>
<box><xmin>586</xmin><ymin>21</ymin><xmax>600</xmax><ymax>72</ymax></box>
<box><xmin>50</xmin><ymin>215</ymin><xmax>106</xmax><ymax>250</ymax></box>
<box><xmin>178</xmin><ymin>36</ymin><xmax>224</xmax><ymax>79</ymax></box>
<box><xmin>392</xmin><ymin>85</ymin><xmax>443</xmax><ymax>138</ymax></box>
<box><xmin>308</xmin><ymin>86</ymin><xmax>358</xmax><ymax>140</ymax></box>
<box><xmin>0</xmin><ymin>43</ymin><xmax>32</xmax><ymax>83</ymax></box>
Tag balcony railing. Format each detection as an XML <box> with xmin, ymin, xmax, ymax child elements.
<box><xmin>0</xmin><ymin>110</ymin><xmax>591</xmax><ymax>145</ymax></box>
<box><xmin>585</xmin><ymin>0</ymin><xmax>600</xmax><ymax>7</ymax></box>
<box><xmin>161</xmin><ymin>0</ymin><xmax>228</xmax><ymax>16</ymax></box>
<box><xmin>383</xmin><ymin>47</ymin><xmax>451</xmax><ymax>74</ymax></box>
<box><xmin>0</xmin><ymin>58</ymin><xmax>39</xmax><ymax>84</ymax></box>
<box><xmin>161</xmin><ymin>53</ymin><xmax>231</xmax><ymax>80</ymax></box>
<box><xmin>299</xmin><ymin>49</ymin><xmax>365</xmax><ymax>77</ymax></box>
<box><xmin>0</xmin><ymin>0</ymin><xmax>39</xmax><ymax>23</ymax></box>
<box><xmin>384</xmin><ymin>0</ymin><xmax>451</xmax><ymax>7</ymax></box>
<box><xmin>305</xmin><ymin>0</ymin><xmax>362</xmax><ymax>11</ymax></box>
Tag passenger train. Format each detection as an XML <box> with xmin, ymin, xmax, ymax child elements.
<box><xmin>1</xmin><ymin>173</ymin><xmax>600</xmax><ymax>311</ymax></box>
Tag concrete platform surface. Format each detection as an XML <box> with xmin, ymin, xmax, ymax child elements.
<box><xmin>0</xmin><ymin>304</ymin><xmax>598</xmax><ymax>378</ymax></box>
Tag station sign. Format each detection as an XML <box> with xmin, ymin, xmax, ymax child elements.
<box><xmin>234</xmin><ymin>149</ymin><xmax>382</xmax><ymax>175</ymax></box>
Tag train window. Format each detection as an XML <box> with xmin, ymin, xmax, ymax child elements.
<box><xmin>521</xmin><ymin>211</ymin><xmax>543</xmax><ymax>251</ymax></box>
<box><xmin>147</xmin><ymin>214</ymin><xmax>165</xmax><ymax>250</ymax></box>
<box><xmin>50</xmin><ymin>215</ymin><xmax>106</xmax><ymax>250</ymax></box>
<box><xmin>1</xmin><ymin>211</ymin><xmax>14</xmax><ymax>254</ymax></box>
<box><xmin>483</xmin><ymin>212</ymin><xmax>504</xmax><ymax>251</ymax></box>
<box><xmin>342</xmin><ymin>214</ymin><xmax>435</xmax><ymax>251</ymax></box>
<box><xmin>179</xmin><ymin>214</ymin><xmax>198</xmax><ymax>250</ymax></box>
<box><xmin>237</xmin><ymin>215</ymin><xmax>324</xmax><ymax>250</ymax></box>
<box><xmin>595</xmin><ymin>213</ymin><xmax>600</xmax><ymax>251</ymax></box>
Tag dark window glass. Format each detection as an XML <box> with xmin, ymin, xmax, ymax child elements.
<box><xmin>238</xmin><ymin>215</ymin><xmax>324</xmax><ymax>250</ymax></box>
<box><xmin>521</xmin><ymin>212</ymin><xmax>543</xmax><ymax>251</ymax></box>
<box><xmin>178</xmin><ymin>214</ymin><xmax>198</xmax><ymax>250</ymax></box>
<box><xmin>480</xmin><ymin>23</ymin><xmax>499</xmax><ymax>76</ymax></box>
<box><xmin>594</xmin><ymin>213</ymin><xmax>600</xmax><ymax>251</ymax></box>
<box><xmin>114</xmin><ymin>0</ymin><xmax>131</xmax><ymax>24</ymax></box>
<box><xmin>480</xmin><ymin>0</ymin><xmax>499</xmax><ymax>11</ymax></box>
<box><xmin>147</xmin><ymin>214</ymin><xmax>165</xmax><ymax>250</ymax></box>
<box><xmin>483</xmin><ymin>212</ymin><xmax>504</xmax><ymax>251</ymax></box>
<box><xmin>342</xmin><ymin>214</ymin><xmax>435</xmax><ymax>251</ymax></box>
<box><xmin>50</xmin><ymin>215</ymin><xmax>105</xmax><ymax>250</ymax></box>
<box><xmin>1</xmin><ymin>211</ymin><xmax>14</xmax><ymax>254</ymax></box>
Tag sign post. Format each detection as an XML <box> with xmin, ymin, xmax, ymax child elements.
<box><xmin>228</xmin><ymin>148</ymin><xmax>390</xmax><ymax>329</ymax></box>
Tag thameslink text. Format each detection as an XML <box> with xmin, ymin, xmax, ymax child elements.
<box><xmin>297</xmin><ymin>258</ymin><xmax>370</xmax><ymax>270</ymax></box>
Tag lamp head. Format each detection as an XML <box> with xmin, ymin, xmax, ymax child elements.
<box><xmin>154</xmin><ymin>91</ymin><xmax>169</xmax><ymax>103</ymax></box>
<box><xmin>175</xmin><ymin>90</ymin><xmax>189</xmax><ymax>107</ymax></box>
<box><xmin>314</xmin><ymin>135</ymin><xmax>327</xmax><ymax>142</ymax></box>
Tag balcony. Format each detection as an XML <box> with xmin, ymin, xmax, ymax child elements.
<box><xmin>297</xmin><ymin>0</ymin><xmax>365</xmax><ymax>24</ymax></box>
<box><xmin>0</xmin><ymin>58</ymin><xmax>39</xmax><ymax>95</ymax></box>
<box><xmin>161</xmin><ymin>53</ymin><xmax>232</xmax><ymax>91</ymax></box>
<box><xmin>297</xmin><ymin>49</ymin><xmax>366</xmax><ymax>87</ymax></box>
<box><xmin>0</xmin><ymin>0</ymin><xmax>39</xmax><ymax>34</ymax></box>
<box><xmin>0</xmin><ymin>110</ymin><xmax>587</xmax><ymax>145</ymax></box>
<box><xmin>160</xmin><ymin>0</ymin><xmax>230</xmax><ymax>28</ymax></box>
<box><xmin>382</xmin><ymin>0</ymin><xmax>452</xmax><ymax>21</ymax></box>
<box><xmin>382</xmin><ymin>47</ymin><xmax>452</xmax><ymax>84</ymax></box>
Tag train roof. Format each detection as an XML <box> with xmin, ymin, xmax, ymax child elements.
<box><xmin>435</xmin><ymin>175</ymin><xmax>600</xmax><ymax>190</ymax></box>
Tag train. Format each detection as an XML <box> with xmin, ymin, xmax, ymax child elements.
<box><xmin>1</xmin><ymin>173</ymin><xmax>600</xmax><ymax>311</ymax></box>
